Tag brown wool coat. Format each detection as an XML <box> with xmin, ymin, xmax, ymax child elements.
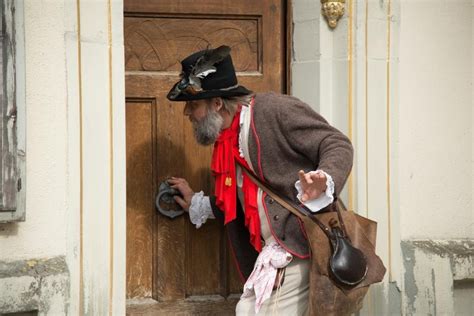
<box><xmin>210</xmin><ymin>92</ymin><xmax>353</xmax><ymax>280</ymax></box>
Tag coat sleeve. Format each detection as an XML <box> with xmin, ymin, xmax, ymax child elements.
<box><xmin>277</xmin><ymin>101</ymin><xmax>354</xmax><ymax>197</ymax></box>
<box><xmin>209</xmin><ymin>195</ymin><xmax>225</xmax><ymax>225</ymax></box>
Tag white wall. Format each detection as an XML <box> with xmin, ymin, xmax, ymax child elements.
<box><xmin>67</xmin><ymin>0</ymin><xmax>127</xmax><ymax>313</ymax></box>
<box><xmin>0</xmin><ymin>0</ymin><xmax>126</xmax><ymax>314</ymax></box>
<box><xmin>291</xmin><ymin>0</ymin><xmax>351</xmax><ymax>133</ymax></box>
<box><xmin>0</xmin><ymin>0</ymin><xmax>68</xmax><ymax>261</ymax></box>
<box><xmin>292</xmin><ymin>0</ymin><xmax>473</xmax><ymax>314</ymax></box>
<box><xmin>291</xmin><ymin>0</ymin><xmax>321</xmax><ymax>111</ymax></box>
<box><xmin>399</xmin><ymin>0</ymin><xmax>473</xmax><ymax>239</ymax></box>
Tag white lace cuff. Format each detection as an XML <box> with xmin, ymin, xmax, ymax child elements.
<box><xmin>189</xmin><ymin>191</ymin><xmax>214</xmax><ymax>228</ymax></box>
<box><xmin>295</xmin><ymin>170</ymin><xmax>335</xmax><ymax>212</ymax></box>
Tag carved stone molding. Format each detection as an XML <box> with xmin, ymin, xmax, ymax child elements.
<box><xmin>321</xmin><ymin>0</ymin><xmax>345</xmax><ymax>29</ymax></box>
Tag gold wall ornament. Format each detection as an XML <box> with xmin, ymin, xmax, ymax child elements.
<box><xmin>321</xmin><ymin>0</ymin><xmax>346</xmax><ymax>29</ymax></box>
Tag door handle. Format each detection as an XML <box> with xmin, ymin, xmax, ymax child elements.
<box><xmin>155</xmin><ymin>180</ymin><xmax>185</xmax><ymax>219</ymax></box>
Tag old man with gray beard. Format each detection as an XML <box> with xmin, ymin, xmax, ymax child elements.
<box><xmin>166</xmin><ymin>46</ymin><xmax>353</xmax><ymax>315</ymax></box>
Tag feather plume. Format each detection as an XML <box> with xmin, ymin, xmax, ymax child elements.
<box><xmin>191</xmin><ymin>45</ymin><xmax>231</xmax><ymax>80</ymax></box>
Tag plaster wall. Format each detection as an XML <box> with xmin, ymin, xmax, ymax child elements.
<box><xmin>291</xmin><ymin>0</ymin><xmax>350</xmax><ymax>134</ymax></box>
<box><xmin>0</xmin><ymin>0</ymin><xmax>68</xmax><ymax>261</ymax></box>
<box><xmin>291</xmin><ymin>0</ymin><xmax>321</xmax><ymax>111</ymax></box>
<box><xmin>0</xmin><ymin>0</ymin><xmax>126</xmax><ymax>314</ymax></box>
<box><xmin>291</xmin><ymin>0</ymin><xmax>473</xmax><ymax>315</ymax></box>
<box><xmin>398</xmin><ymin>0</ymin><xmax>473</xmax><ymax>239</ymax></box>
<box><xmin>0</xmin><ymin>1</ymin><xmax>70</xmax><ymax>313</ymax></box>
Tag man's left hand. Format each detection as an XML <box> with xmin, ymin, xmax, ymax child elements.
<box><xmin>298</xmin><ymin>170</ymin><xmax>327</xmax><ymax>202</ymax></box>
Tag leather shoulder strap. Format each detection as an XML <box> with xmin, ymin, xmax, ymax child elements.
<box><xmin>236</xmin><ymin>161</ymin><xmax>334</xmax><ymax>238</ymax></box>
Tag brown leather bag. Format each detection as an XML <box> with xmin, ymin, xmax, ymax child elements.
<box><xmin>301</xmin><ymin>202</ymin><xmax>386</xmax><ymax>315</ymax></box>
<box><xmin>239</xmin><ymin>165</ymin><xmax>386</xmax><ymax>315</ymax></box>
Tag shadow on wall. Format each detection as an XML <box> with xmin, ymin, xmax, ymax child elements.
<box><xmin>0</xmin><ymin>222</ymin><xmax>19</xmax><ymax>237</ymax></box>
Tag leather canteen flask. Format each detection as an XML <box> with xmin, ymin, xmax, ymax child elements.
<box><xmin>328</xmin><ymin>225</ymin><xmax>368</xmax><ymax>286</ymax></box>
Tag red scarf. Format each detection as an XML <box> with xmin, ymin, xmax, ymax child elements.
<box><xmin>211</xmin><ymin>107</ymin><xmax>262</xmax><ymax>252</ymax></box>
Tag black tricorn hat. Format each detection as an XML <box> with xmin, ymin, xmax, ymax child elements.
<box><xmin>167</xmin><ymin>45</ymin><xmax>252</xmax><ymax>101</ymax></box>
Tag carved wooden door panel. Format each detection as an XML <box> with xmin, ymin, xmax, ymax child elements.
<box><xmin>125</xmin><ymin>0</ymin><xmax>286</xmax><ymax>313</ymax></box>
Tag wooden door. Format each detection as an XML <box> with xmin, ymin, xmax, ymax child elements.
<box><xmin>125</xmin><ymin>0</ymin><xmax>287</xmax><ymax>313</ymax></box>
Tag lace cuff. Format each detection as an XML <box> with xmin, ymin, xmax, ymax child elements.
<box><xmin>295</xmin><ymin>170</ymin><xmax>335</xmax><ymax>212</ymax></box>
<box><xmin>189</xmin><ymin>191</ymin><xmax>214</xmax><ymax>228</ymax></box>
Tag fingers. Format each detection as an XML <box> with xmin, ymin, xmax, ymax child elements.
<box><xmin>173</xmin><ymin>195</ymin><xmax>189</xmax><ymax>212</ymax></box>
<box><xmin>298</xmin><ymin>170</ymin><xmax>305</xmax><ymax>183</ymax></box>
<box><xmin>169</xmin><ymin>182</ymin><xmax>185</xmax><ymax>191</ymax></box>
<box><xmin>299</xmin><ymin>170</ymin><xmax>311</xmax><ymax>202</ymax></box>
<box><xmin>167</xmin><ymin>176</ymin><xmax>194</xmax><ymax>208</ymax></box>
<box><xmin>310</xmin><ymin>171</ymin><xmax>326</xmax><ymax>183</ymax></box>
<box><xmin>168</xmin><ymin>177</ymin><xmax>191</xmax><ymax>193</ymax></box>
<box><xmin>167</xmin><ymin>177</ymin><xmax>188</xmax><ymax>185</ymax></box>
<box><xmin>298</xmin><ymin>170</ymin><xmax>313</xmax><ymax>187</ymax></box>
<box><xmin>298</xmin><ymin>170</ymin><xmax>327</xmax><ymax>202</ymax></box>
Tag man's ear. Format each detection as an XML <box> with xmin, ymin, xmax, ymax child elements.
<box><xmin>213</xmin><ymin>97</ymin><xmax>223</xmax><ymax>112</ymax></box>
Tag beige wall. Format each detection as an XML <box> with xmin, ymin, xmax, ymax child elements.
<box><xmin>292</xmin><ymin>0</ymin><xmax>473</xmax><ymax>314</ymax></box>
<box><xmin>399</xmin><ymin>0</ymin><xmax>473</xmax><ymax>239</ymax></box>
<box><xmin>0</xmin><ymin>0</ymin><xmax>126</xmax><ymax>314</ymax></box>
<box><xmin>0</xmin><ymin>0</ymin><xmax>68</xmax><ymax>261</ymax></box>
<box><xmin>397</xmin><ymin>1</ymin><xmax>473</xmax><ymax>310</ymax></box>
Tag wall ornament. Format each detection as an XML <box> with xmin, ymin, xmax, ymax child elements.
<box><xmin>321</xmin><ymin>0</ymin><xmax>346</xmax><ymax>29</ymax></box>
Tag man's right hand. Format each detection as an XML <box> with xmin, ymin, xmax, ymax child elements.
<box><xmin>167</xmin><ymin>177</ymin><xmax>194</xmax><ymax>212</ymax></box>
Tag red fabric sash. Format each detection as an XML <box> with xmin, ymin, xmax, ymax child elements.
<box><xmin>211</xmin><ymin>107</ymin><xmax>262</xmax><ymax>252</ymax></box>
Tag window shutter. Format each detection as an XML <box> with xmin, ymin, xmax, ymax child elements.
<box><xmin>0</xmin><ymin>0</ymin><xmax>26</xmax><ymax>223</ymax></box>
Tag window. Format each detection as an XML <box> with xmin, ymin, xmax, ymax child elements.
<box><xmin>0</xmin><ymin>0</ymin><xmax>25</xmax><ymax>222</ymax></box>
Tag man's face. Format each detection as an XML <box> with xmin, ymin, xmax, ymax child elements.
<box><xmin>183</xmin><ymin>98</ymin><xmax>223</xmax><ymax>145</ymax></box>
<box><xmin>183</xmin><ymin>99</ymin><xmax>210</xmax><ymax>123</ymax></box>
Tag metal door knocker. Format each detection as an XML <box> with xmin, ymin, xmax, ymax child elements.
<box><xmin>155</xmin><ymin>180</ymin><xmax>185</xmax><ymax>219</ymax></box>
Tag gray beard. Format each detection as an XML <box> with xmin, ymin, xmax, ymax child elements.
<box><xmin>192</xmin><ymin>109</ymin><xmax>224</xmax><ymax>145</ymax></box>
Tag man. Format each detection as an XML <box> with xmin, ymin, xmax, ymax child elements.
<box><xmin>166</xmin><ymin>46</ymin><xmax>353</xmax><ymax>315</ymax></box>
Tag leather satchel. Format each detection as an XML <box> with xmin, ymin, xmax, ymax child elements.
<box><xmin>239</xmin><ymin>165</ymin><xmax>386</xmax><ymax>315</ymax></box>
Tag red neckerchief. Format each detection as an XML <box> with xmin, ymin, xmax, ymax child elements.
<box><xmin>211</xmin><ymin>106</ymin><xmax>262</xmax><ymax>252</ymax></box>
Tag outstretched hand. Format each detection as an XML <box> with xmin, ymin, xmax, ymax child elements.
<box><xmin>298</xmin><ymin>170</ymin><xmax>327</xmax><ymax>202</ymax></box>
<box><xmin>167</xmin><ymin>177</ymin><xmax>194</xmax><ymax>212</ymax></box>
